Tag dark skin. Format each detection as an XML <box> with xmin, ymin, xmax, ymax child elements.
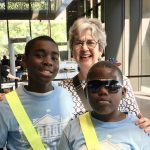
<box><xmin>86</xmin><ymin>65</ymin><xmax>150</xmax><ymax>133</ymax></box>
<box><xmin>23</xmin><ymin>40</ymin><xmax>59</xmax><ymax>93</ymax></box>
<box><xmin>87</xmin><ymin>67</ymin><xmax>126</xmax><ymax>122</ymax></box>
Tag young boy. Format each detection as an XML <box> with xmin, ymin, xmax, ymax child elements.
<box><xmin>58</xmin><ymin>61</ymin><xmax>150</xmax><ymax>150</ymax></box>
<box><xmin>0</xmin><ymin>36</ymin><xmax>73</xmax><ymax>149</ymax></box>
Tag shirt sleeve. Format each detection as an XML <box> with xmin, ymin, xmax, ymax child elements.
<box><xmin>141</xmin><ymin>132</ymin><xmax>150</xmax><ymax>149</ymax></box>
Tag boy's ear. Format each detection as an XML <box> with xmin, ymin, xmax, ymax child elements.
<box><xmin>22</xmin><ymin>55</ymin><xmax>27</xmax><ymax>68</ymax></box>
<box><xmin>122</xmin><ymin>87</ymin><xmax>126</xmax><ymax>98</ymax></box>
<box><xmin>84</xmin><ymin>86</ymin><xmax>88</xmax><ymax>98</ymax></box>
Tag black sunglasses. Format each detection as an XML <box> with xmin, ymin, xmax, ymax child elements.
<box><xmin>86</xmin><ymin>80</ymin><xmax>122</xmax><ymax>93</ymax></box>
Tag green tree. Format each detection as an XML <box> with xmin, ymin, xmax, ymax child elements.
<box><xmin>0</xmin><ymin>20</ymin><xmax>67</xmax><ymax>59</ymax></box>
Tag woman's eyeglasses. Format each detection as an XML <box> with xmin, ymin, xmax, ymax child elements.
<box><xmin>86</xmin><ymin>80</ymin><xmax>122</xmax><ymax>93</ymax></box>
<box><xmin>74</xmin><ymin>40</ymin><xmax>99</xmax><ymax>49</ymax></box>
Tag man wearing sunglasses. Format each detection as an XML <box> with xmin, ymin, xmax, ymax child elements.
<box><xmin>58</xmin><ymin>61</ymin><xmax>150</xmax><ymax>150</ymax></box>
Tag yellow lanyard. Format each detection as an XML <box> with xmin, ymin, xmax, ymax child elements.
<box><xmin>79</xmin><ymin>112</ymin><xmax>101</xmax><ymax>150</ymax></box>
<box><xmin>6</xmin><ymin>91</ymin><xmax>46</xmax><ymax>150</ymax></box>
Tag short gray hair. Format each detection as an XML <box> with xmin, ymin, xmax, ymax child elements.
<box><xmin>69</xmin><ymin>17</ymin><xmax>107</xmax><ymax>51</ymax></box>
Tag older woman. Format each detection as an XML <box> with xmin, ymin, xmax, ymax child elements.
<box><xmin>60</xmin><ymin>17</ymin><xmax>150</xmax><ymax>132</ymax></box>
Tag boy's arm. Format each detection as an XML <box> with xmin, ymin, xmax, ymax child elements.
<box><xmin>0</xmin><ymin>112</ymin><xmax>8</xmax><ymax>148</ymax></box>
<box><xmin>0</xmin><ymin>93</ymin><xmax>5</xmax><ymax>101</ymax></box>
<box><xmin>123</xmin><ymin>76</ymin><xmax>150</xmax><ymax>134</ymax></box>
<box><xmin>58</xmin><ymin>119</ymin><xmax>74</xmax><ymax>150</ymax></box>
<box><xmin>58</xmin><ymin>130</ymin><xmax>71</xmax><ymax>150</ymax></box>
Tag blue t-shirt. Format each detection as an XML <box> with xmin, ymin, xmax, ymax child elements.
<box><xmin>58</xmin><ymin>113</ymin><xmax>150</xmax><ymax>150</ymax></box>
<box><xmin>0</xmin><ymin>84</ymin><xmax>73</xmax><ymax>150</ymax></box>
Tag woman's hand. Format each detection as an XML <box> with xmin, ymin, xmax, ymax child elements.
<box><xmin>135</xmin><ymin>113</ymin><xmax>150</xmax><ymax>135</ymax></box>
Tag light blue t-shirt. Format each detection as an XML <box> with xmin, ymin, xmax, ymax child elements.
<box><xmin>0</xmin><ymin>84</ymin><xmax>73</xmax><ymax>150</ymax></box>
<box><xmin>58</xmin><ymin>112</ymin><xmax>150</xmax><ymax>150</ymax></box>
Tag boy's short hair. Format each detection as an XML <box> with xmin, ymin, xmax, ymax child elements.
<box><xmin>25</xmin><ymin>35</ymin><xmax>58</xmax><ymax>56</ymax></box>
<box><xmin>87</xmin><ymin>61</ymin><xmax>123</xmax><ymax>83</ymax></box>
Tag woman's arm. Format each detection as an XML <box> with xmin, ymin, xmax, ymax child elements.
<box><xmin>135</xmin><ymin>113</ymin><xmax>150</xmax><ymax>135</ymax></box>
<box><xmin>119</xmin><ymin>75</ymin><xmax>140</xmax><ymax>114</ymax></box>
<box><xmin>122</xmin><ymin>76</ymin><xmax>150</xmax><ymax>134</ymax></box>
